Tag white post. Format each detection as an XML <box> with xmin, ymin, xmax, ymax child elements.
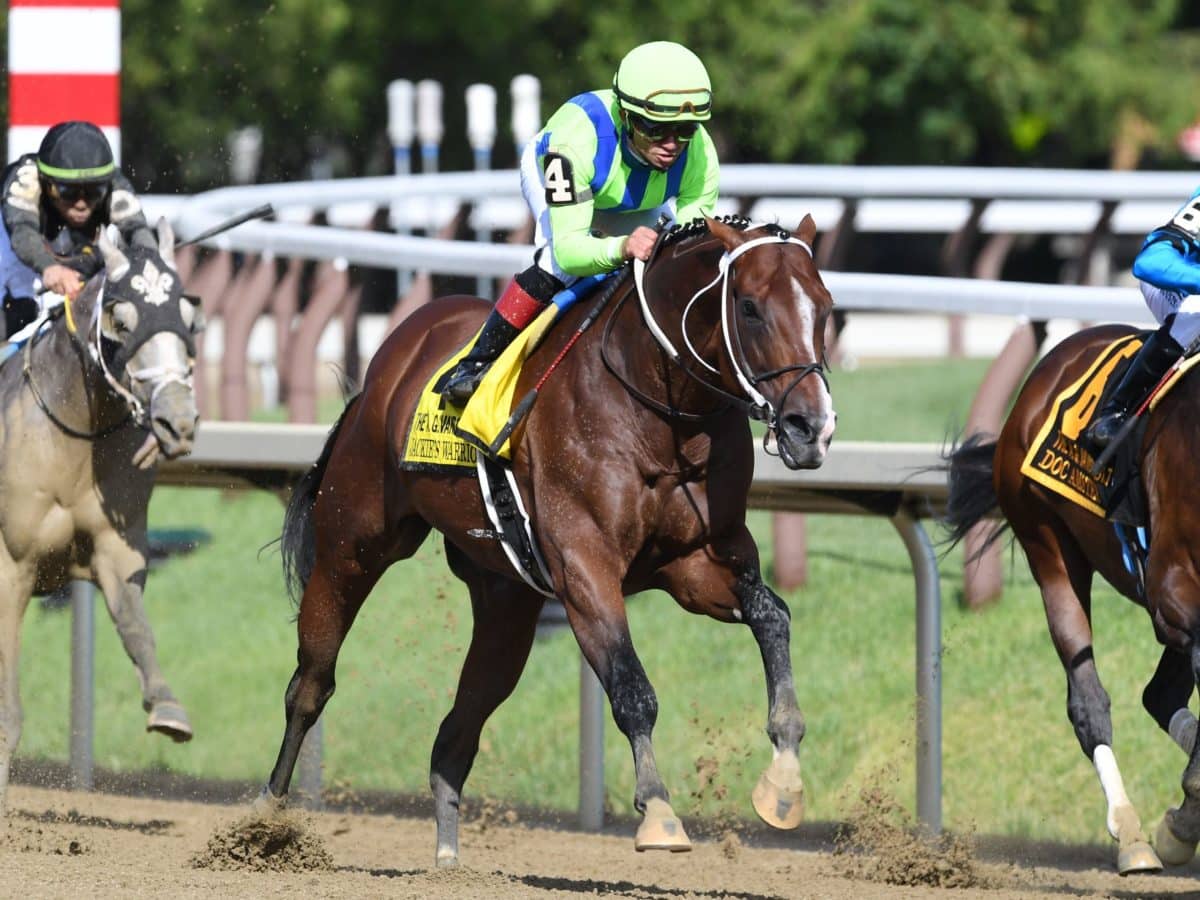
<box><xmin>510</xmin><ymin>74</ymin><xmax>541</xmax><ymax>159</ymax></box>
<box><xmin>387</xmin><ymin>79</ymin><xmax>415</xmax><ymax>296</ymax></box>
<box><xmin>416</xmin><ymin>79</ymin><xmax>443</xmax><ymax>175</ymax></box>
<box><xmin>466</xmin><ymin>83</ymin><xmax>497</xmax><ymax>299</ymax></box>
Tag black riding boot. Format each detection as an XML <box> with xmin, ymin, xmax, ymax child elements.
<box><xmin>441</xmin><ymin>310</ymin><xmax>523</xmax><ymax>404</ymax></box>
<box><xmin>1085</xmin><ymin>325</ymin><xmax>1184</xmax><ymax>450</ymax></box>
<box><xmin>3</xmin><ymin>294</ymin><xmax>39</xmax><ymax>341</ymax></box>
<box><xmin>441</xmin><ymin>266</ymin><xmax>563</xmax><ymax>404</ymax></box>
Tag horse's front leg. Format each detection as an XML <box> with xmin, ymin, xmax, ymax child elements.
<box><xmin>0</xmin><ymin>556</ymin><xmax>34</xmax><ymax>817</ymax></box>
<box><xmin>655</xmin><ymin>548</ymin><xmax>805</xmax><ymax>829</ymax></box>
<box><xmin>556</xmin><ymin>552</ymin><xmax>690</xmax><ymax>852</ymax></box>
<box><xmin>93</xmin><ymin>534</ymin><xmax>191</xmax><ymax>742</ymax></box>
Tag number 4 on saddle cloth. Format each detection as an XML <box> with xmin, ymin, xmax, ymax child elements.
<box><xmin>1020</xmin><ymin>331</ymin><xmax>1200</xmax><ymax>600</ymax></box>
<box><xmin>399</xmin><ymin>274</ymin><xmax>614</xmax><ymax>596</ymax></box>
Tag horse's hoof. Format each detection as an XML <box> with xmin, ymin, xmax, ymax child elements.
<box><xmin>752</xmin><ymin>753</ymin><xmax>804</xmax><ymax>830</ymax></box>
<box><xmin>634</xmin><ymin>797</ymin><xmax>691</xmax><ymax>852</ymax></box>
<box><xmin>1155</xmin><ymin>814</ymin><xmax>1198</xmax><ymax>867</ymax></box>
<box><xmin>251</xmin><ymin>787</ymin><xmax>285</xmax><ymax>817</ymax></box>
<box><xmin>435</xmin><ymin>846</ymin><xmax>459</xmax><ymax>868</ymax></box>
<box><xmin>146</xmin><ymin>702</ymin><xmax>193</xmax><ymax>743</ymax></box>
<box><xmin>1117</xmin><ymin>840</ymin><xmax>1162</xmax><ymax>875</ymax></box>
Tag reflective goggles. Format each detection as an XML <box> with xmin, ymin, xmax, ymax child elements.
<box><xmin>628</xmin><ymin>113</ymin><xmax>699</xmax><ymax>142</ymax></box>
<box><xmin>47</xmin><ymin>180</ymin><xmax>109</xmax><ymax>205</ymax></box>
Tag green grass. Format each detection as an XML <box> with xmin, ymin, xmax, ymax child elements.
<box><xmin>14</xmin><ymin>357</ymin><xmax>1184</xmax><ymax>845</ymax></box>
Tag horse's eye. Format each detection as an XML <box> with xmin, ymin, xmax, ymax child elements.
<box><xmin>741</xmin><ymin>298</ymin><xmax>762</xmax><ymax>321</ymax></box>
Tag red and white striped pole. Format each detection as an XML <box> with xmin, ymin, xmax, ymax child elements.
<box><xmin>6</xmin><ymin>0</ymin><xmax>121</xmax><ymax>163</ymax></box>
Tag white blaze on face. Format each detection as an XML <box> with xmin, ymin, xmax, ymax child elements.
<box><xmin>127</xmin><ymin>332</ymin><xmax>194</xmax><ymax>407</ymax></box>
<box><xmin>789</xmin><ymin>276</ymin><xmax>836</xmax><ymax>445</ymax></box>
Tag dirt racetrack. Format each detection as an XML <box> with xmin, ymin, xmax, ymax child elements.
<box><xmin>6</xmin><ymin>778</ymin><xmax>1200</xmax><ymax>899</ymax></box>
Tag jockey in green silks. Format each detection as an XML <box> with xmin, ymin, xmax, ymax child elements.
<box><xmin>441</xmin><ymin>40</ymin><xmax>721</xmax><ymax>404</ymax></box>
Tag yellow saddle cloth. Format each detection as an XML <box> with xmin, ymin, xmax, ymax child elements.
<box><xmin>399</xmin><ymin>304</ymin><xmax>562</xmax><ymax>471</ymax></box>
<box><xmin>1020</xmin><ymin>334</ymin><xmax>1200</xmax><ymax>517</ymax></box>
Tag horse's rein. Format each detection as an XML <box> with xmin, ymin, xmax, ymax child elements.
<box><xmin>23</xmin><ymin>275</ymin><xmax>165</xmax><ymax>438</ymax></box>
<box><xmin>632</xmin><ymin>231</ymin><xmax>821</xmax><ymax>430</ymax></box>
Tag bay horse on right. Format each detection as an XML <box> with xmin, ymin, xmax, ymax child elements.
<box><xmin>944</xmin><ymin>322</ymin><xmax>1200</xmax><ymax>874</ymax></box>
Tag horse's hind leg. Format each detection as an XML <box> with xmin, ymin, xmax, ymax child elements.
<box><xmin>1018</xmin><ymin>520</ymin><xmax>1160</xmax><ymax>873</ymax></box>
<box><xmin>1142</xmin><ymin>646</ymin><xmax>1195</xmax><ymax>754</ymax></box>
<box><xmin>1155</xmin><ymin>640</ymin><xmax>1200</xmax><ymax>866</ymax></box>
<box><xmin>430</xmin><ymin>542</ymin><xmax>544</xmax><ymax>867</ymax></box>
<box><xmin>260</xmin><ymin>529</ymin><xmax>410</xmax><ymax>808</ymax></box>
<box><xmin>93</xmin><ymin>536</ymin><xmax>191</xmax><ymax>741</ymax></box>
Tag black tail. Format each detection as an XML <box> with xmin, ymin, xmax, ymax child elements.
<box><xmin>280</xmin><ymin>396</ymin><xmax>360</xmax><ymax>605</ymax></box>
<box><xmin>942</xmin><ymin>433</ymin><xmax>1008</xmax><ymax>552</ymax></box>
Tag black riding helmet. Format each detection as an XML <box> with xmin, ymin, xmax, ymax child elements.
<box><xmin>37</xmin><ymin>121</ymin><xmax>115</xmax><ymax>206</ymax></box>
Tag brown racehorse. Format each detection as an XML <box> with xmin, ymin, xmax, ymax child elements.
<box><xmin>944</xmin><ymin>322</ymin><xmax>1200</xmax><ymax>874</ymax></box>
<box><xmin>257</xmin><ymin>216</ymin><xmax>836</xmax><ymax>864</ymax></box>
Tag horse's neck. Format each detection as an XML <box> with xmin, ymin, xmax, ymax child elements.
<box><xmin>609</xmin><ymin>252</ymin><xmax>730</xmax><ymax>420</ymax></box>
<box><xmin>32</xmin><ymin>322</ymin><xmax>125</xmax><ymax>429</ymax></box>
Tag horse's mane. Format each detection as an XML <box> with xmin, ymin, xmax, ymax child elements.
<box><xmin>661</xmin><ymin>215</ymin><xmax>794</xmax><ymax>252</ymax></box>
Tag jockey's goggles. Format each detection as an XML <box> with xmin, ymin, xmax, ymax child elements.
<box><xmin>614</xmin><ymin>85</ymin><xmax>712</xmax><ymax>120</ymax></box>
<box><xmin>47</xmin><ymin>180</ymin><xmax>109</xmax><ymax>205</ymax></box>
<box><xmin>628</xmin><ymin>113</ymin><xmax>699</xmax><ymax>142</ymax></box>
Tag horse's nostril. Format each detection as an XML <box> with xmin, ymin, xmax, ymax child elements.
<box><xmin>783</xmin><ymin>413</ymin><xmax>815</xmax><ymax>442</ymax></box>
<box><xmin>154</xmin><ymin>416</ymin><xmax>180</xmax><ymax>442</ymax></box>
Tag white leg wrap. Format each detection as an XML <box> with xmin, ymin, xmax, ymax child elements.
<box><xmin>1093</xmin><ymin>745</ymin><xmax>1131</xmax><ymax>840</ymax></box>
<box><xmin>1169</xmin><ymin>708</ymin><xmax>1197</xmax><ymax>755</ymax></box>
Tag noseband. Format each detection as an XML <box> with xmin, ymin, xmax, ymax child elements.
<box><xmin>24</xmin><ymin>277</ymin><xmax>191</xmax><ymax>438</ymax></box>
<box><xmin>632</xmin><ymin>228</ymin><xmax>829</xmax><ymax>438</ymax></box>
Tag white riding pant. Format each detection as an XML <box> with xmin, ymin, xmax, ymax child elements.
<box><xmin>1141</xmin><ymin>281</ymin><xmax>1200</xmax><ymax>347</ymax></box>
<box><xmin>518</xmin><ymin>140</ymin><xmax>674</xmax><ymax>285</ymax></box>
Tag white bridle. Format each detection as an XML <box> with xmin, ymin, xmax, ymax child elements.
<box><xmin>633</xmin><ymin>228</ymin><xmax>814</xmax><ymax>417</ymax></box>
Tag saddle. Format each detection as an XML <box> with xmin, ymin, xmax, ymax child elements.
<box><xmin>1020</xmin><ymin>332</ymin><xmax>1200</xmax><ymax>600</ymax></box>
<box><xmin>1021</xmin><ymin>334</ymin><xmax>1150</xmax><ymax>525</ymax></box>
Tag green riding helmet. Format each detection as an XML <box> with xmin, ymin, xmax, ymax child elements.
<box><xmin>613</xmin><ymin>41</ymin><xmax>712</xmax><ymax>123</ymax></box>
<box><xmin>36</xmin><ymin>121</ymin><xmax>116</xmax><ymax>183</ymax></box>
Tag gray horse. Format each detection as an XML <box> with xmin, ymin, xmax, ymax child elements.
<box><xmin>0</xmin><ymin>219</ymin><xmax>203</xmax><ymax>814</ymax></box>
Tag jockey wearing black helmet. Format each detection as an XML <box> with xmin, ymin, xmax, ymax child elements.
<box><xmin>1</xmin><ymin>120</ymin><xmax>156</xmax><ymax>338</ymax></box>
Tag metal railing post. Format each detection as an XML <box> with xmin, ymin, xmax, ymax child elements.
<box><xmin>579</xmin><ymin>656</ymin><xmax>605</xmax><ymax>830</ymax></box>
<box><xmin>890</xmin><ymin>508</ymin><xmax>942</xmax><ymax>833</ymax></box>
<box><xmin>69</xmin><ymin>580</ymin><xmax>95</xmax><ymax>791</ymax></box>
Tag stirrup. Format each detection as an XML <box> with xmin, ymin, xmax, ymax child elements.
<box><xmin>1086</xmin><ymin>408</ymin><xmax>1130</xmax><ymax>451</ymax></box>
<box><xmin>443</xmin><ymin>363</ymin><xmax>487</xmax><ymax>404</ymax></box>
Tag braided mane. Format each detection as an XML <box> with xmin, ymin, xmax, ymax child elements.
<box><xmin>662</xmin><ymin>215</ymin><xmax>793</xmax><ymax>249</ymax></box>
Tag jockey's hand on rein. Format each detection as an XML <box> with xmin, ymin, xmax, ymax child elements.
<box><xmin>622</xmin><ymin>226</ymin><xmax>659</xmax><ymax>262</ymax></box>
<box><xmin>41</xmin><ymin>263</ymin><xmax>85</xmax><ymax>297</ymax></box>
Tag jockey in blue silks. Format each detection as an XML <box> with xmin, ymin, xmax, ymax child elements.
<box><xmin>1086</xmin><ymin>188</ymin><xmax>1200</xmax><ymax>449</ymax></box>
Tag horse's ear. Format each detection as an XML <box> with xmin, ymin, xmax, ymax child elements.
<box><xmin>796</xmin><ymin>214</ymin><xmax>817</xmax><ymax>246</ymax></box>
<box><xmin>705</xmin><ymin>216</ymin><xmax>746</xmax><ymax>250</ymax></box>
<box><xmin>156</xmin><ymin>218</ymin><xmax>177</xmax><ymax>270</ymax></box>
<box><xmin>98</xmin><ymin>226</ymin><xmax>131</xmax><ymax>281</ymax></box>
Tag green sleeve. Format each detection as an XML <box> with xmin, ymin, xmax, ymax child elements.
<box><xmin>543</xmin><ymin>147</ymin><xmax>625</xmax><ymax>275</ymax></box>
<box><xmin>540</xmin><ymin>104</ymin><xmax>626</xmax><ymax>276</ymax></box>
<box><xmin>674</xmin><ymin>129</ymin><xmax>720</xmax><ymax>226</ymax></box>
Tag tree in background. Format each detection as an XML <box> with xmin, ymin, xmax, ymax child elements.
<box><xmin>576</xmin><ymin>0</ymin><xmax>1200</xmax><ymax>168</ymax></box>
<box><xmin>2</xmin><ymin>1</ymin><xmax>1197</xmax><ymax>189</ymax></box>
